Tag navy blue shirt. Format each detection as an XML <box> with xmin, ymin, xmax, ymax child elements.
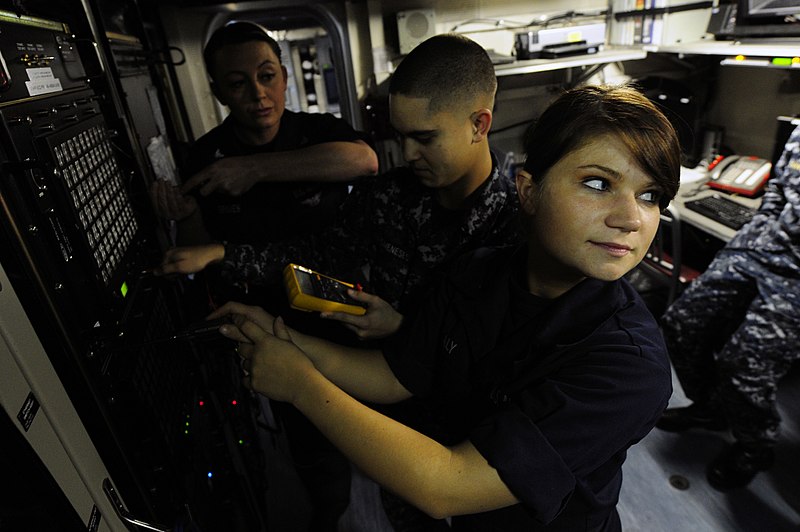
<box><xmin>383</xmin><ymin>246</ymin><xmax>672</xmax><ymax>531</ymax></box>
<box><xmin>185</xmin><ymin>110</ymin><xmax>369</xmax><ymax>245</ymax></box>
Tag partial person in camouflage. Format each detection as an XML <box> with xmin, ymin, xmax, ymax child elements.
<box><xmin>656</xmin><ymin>123</ymin><xmax>800</xmax><ymax>491</ymax></box>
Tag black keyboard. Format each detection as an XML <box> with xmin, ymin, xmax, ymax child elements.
<box><xmin>683</xmin><ymin>194</ymin><xmax>757</xmax><ymax>230</ymax></box>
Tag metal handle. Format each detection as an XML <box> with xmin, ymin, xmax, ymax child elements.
<box><xmin>102</xmin><ymin>478</ymin><xmax>171</xmax><ymax>532</ymax></box>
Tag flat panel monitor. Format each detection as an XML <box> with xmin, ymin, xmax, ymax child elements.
<box><xmin>742</xmin><ymin>0</ymin><xmax>800</xmax><ymax>18</ymax></box>
<box><xmin>734</xmin><ymin>0</ymin><xmax>800</xmax><ymax>35</ymax></box>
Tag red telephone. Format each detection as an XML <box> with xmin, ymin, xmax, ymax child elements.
<box><xmin>707</xmin><ymin>155</ymin><xmax>771</xmax><ymax>197</ymax></box>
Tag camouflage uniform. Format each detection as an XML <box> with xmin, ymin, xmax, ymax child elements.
<box><xmin>220</xmin><ymin>155</ymin><xmax>521</xmax><ymax>316</ymax></box>
<box><xmin>661</xmin><ymin>125</ymin><xmax>800</xmax><ymax>446</ymax></box>
<box><xmin>220</xmin><ymin>157</ymin><xmax>520</xmax><ymax>531</ymax></box>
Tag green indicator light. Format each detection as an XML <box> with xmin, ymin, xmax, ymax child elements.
<box><xmin>239</xmin><ymin>439</ymin><xmax>244</xmax><ymax>445</ymax></box>
<box><xmin>120</xmin><ymin>281</ymin><xmax>128</xmax><ymax>297</ymax></box>
<box><xmin>772</xmin><ymin>57</ymin><xmax>792</xmax><ymax>66</ymax></box>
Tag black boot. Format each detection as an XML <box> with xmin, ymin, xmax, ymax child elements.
<box><xmin>706</xmin><ymin>442</ymin><xmax>775</xmax><ymax>491</ymax></box>
<box><xmin>655</xmin><ymin>403</ymin><xmax>728</xmax><ymax>432</ymax></box>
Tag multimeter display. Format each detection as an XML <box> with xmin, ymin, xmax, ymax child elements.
<box><xmin>283</xmin><ymin>264</ymin><xmax>367</xmax><ymax>315</ymax></box>
<box><xmin>295</xmin><ymin>268</ymin><xmax>350</xmax><ymax>302</ymax></box>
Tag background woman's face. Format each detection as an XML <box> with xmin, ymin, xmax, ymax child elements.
<box><xmin>211</xmin><ymin>41</ymin><xmax>287</xmax><ymax>144</ymax></box>
<box><xmin>519</xmin><ymin>132</ymin><xmax>662</xmax><ymax>298</ymax></box>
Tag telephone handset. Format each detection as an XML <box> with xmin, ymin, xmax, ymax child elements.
<box><xmin>707</xmin><ymin>155</ymin><xmax>772</xmax><ymax>197</ymax></box>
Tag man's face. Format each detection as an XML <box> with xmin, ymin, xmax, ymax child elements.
<box><xmin>210</xmin><ymin>40</ymin><xmax>287</xmax><ymax>144</ymax></box>
<box><xmin>389</xmin><ymin>94</ymin><xmax>479</xmax><ymax>192</ymax></box>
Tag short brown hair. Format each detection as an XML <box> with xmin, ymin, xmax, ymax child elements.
<box><xmin>522</xmin><ymin>84</ymin><xmax>680</xmax><ymax>209</ymax></box>
<box><xmin>389</xmin><ymin>34</ymin><xmax>497</xmax><ymax>113</ymax></box>
<box><xmin>203</xmin><ymin>21</ymin><xmax>282</xmax><ymax>81</ymax></box>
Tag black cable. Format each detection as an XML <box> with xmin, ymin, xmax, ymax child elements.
<box><xmin>449</xmin><ymin>9</ymin><xmax>608</xmax><ymax>33</ymax></box>
<box><xmin>490</xmin><ymin>118</ymin><xmax>534</xmax><ymax>135</ymax></box>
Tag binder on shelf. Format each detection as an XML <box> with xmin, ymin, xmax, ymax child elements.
<box><xmin>658</xmin><ymin>1</ymin><xmax>712</xmax><ymax>45</ymax></box>
<box><xmin>633</xmin><ymin>0</ymin><xmax>645</xmax><ymax>44</ymax></box>
<box><xmin>280</xmin><ymin>40</ymin><xmax>302</xmax><ymax>112</ymax></box>
<box><xmin>610</xmin><ymin>0</ymin><xmax>712</xmax><ymax>46</ymax></box>
<box><xmin>289</xmin><ymin>44</ymin><xmax>308</xmax><ymax>112</ymax></box>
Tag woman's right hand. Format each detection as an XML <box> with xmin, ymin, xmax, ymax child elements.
<box><xmin>150</xmin><ymin>180</ymin><xmax>198</xmax><ymax>221</ymax></box>
<box><xmin>238</xmin><ymin>316</ymin><xmax>316</xmax><ymax>404</ymax></box>
<box><xmin>154</xmin><ymin>244</ymin><xmax>225</xmax><ymax>275</ymax></box>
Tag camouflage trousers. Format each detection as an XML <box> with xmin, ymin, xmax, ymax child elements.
<box><xmin>661</xmin><ymin>249</ymin><xmax>800</xmax><ymax>446</ymax></box>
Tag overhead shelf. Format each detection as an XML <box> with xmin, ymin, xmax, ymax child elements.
<box><xmin>490</xmin><ymin>39</ymin><xmax>799</xmax><ymax>77</ymax></box>
<box><xmin>719</xmin><ymin>57</ymin><xmax>800</xmax><ymax>69</ymax></box>
<box><xmin>643</xmin><ymin>39</ymin><xmax>800</xmax><ymax>58</ymax></box>
<box><xmin>492</xmin><ymin>47</ymin><xmax>647</xmax><ymax>77</ymax></box>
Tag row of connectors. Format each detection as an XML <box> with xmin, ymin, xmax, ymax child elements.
<box><xmin>18</xmin><ymin>52</ymin><xmax>56</xmax><ymax>67</ymax></box>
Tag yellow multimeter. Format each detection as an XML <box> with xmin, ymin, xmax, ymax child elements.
<box><xmin>283</xmin><ymin>263</ymin><xmax>367</xmax><ymax>315</ymax></box>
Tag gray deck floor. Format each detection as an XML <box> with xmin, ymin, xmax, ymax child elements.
<box><xmin>260</xmin><ymin>364</ymin><xmax>800</xmax><ymax>531</ymax></box>
<box><xmin>617</xmin><ymin>365</ymin><xmax>800</xmax><ymax>532</ymax></box>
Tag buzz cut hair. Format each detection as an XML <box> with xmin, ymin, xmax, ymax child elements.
<box><xmin>389</xmin><ymin>33</ymin><xmax>497</xmax><ymax>113</ymax></box>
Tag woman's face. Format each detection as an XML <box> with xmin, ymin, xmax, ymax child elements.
<box><xmin>211</xmin><ymin>41</ymin><xmax>287</xmax><ymax>145</ymax></box>
<box><xmin>517</xmin><ymin>132</ymin><xmax>663</xmax><ymax>299</ymax></box>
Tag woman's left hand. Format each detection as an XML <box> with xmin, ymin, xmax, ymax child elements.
<box><xmin>238</xmin><ymin>316</ymin><xmax>316</xmax><ymax>404</ymax></box>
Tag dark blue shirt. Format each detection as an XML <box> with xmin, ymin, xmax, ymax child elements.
<box><xmin>185</xmin><ymin>110</ymin><xmax>368</xmax><ymax>245</ymax></box>
<box><xmin>383</xmin><ymin>246</ymin><xmax>672</xmax><ymax>531</ymax></box>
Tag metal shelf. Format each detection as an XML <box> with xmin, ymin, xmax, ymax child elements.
<box><xmin>719</xmin><ymin>57</ymin><xmax>800</xmax><ymax>69</ymax></box>
<box><xmin>643</xmin><ymin>39</ymin><xmax>800</xmax><ymax>58</ymax></box>
<box><xmin>493</xmin><ymin>47</ymin><xmax>647</xmax><ymax>77</ymax></box>
<box><xmin>491</xmin><ymin>39</ymin><xmax>799</xmax><ymax>77</ymax></box>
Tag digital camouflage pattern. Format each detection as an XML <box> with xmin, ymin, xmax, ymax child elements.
<box><xmin>221</xmin><ymin>158</ymin><xmax>521</xmax><ymax>314</ymax></box>
<box><xmin>662</xmin><ymin>125</ymin><xmax>800</xmax><ymax>446</ymax></box>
